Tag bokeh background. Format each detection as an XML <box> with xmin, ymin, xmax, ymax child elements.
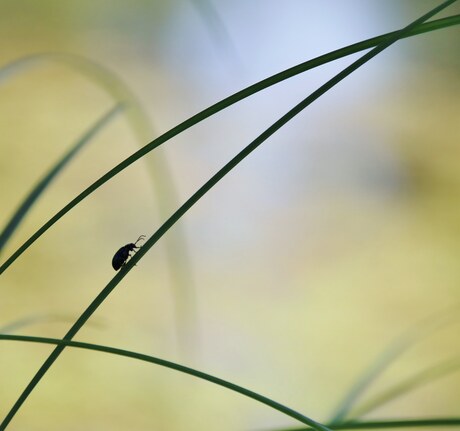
<box><xmin>0</xmin><ymin>1</ymin><xmax>459</xmax><ymax>430</ymax></box>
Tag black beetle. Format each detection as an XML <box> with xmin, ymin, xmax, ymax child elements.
<box><xmin>112</xmin><ymin>235</ymin><xmax>146</xmax><ymax>271</ymax></box>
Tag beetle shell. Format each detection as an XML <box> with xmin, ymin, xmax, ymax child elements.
<box><xmin>112</xmin><ymin>235</ymin><xmax>146</xmax><ymax>271</ymax></box>
<box><xmin>112</xmin><ymin>243</ymin><xmax>138</xmax><ymax>271</ymax></box>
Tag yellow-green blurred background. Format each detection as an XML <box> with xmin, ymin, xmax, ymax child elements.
<box><xmin>0</xmin><ymin>1</ymin><xmax>459</xmax><ymax>430</ymax></box>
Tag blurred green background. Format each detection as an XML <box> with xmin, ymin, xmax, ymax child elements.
<box><xmin>0</xmin><ymin>1</ymin><xmax>459</xmax><ymax>430</ymax></box>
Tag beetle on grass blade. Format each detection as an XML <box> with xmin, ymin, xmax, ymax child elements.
<box><xmin>112</xmin><ymin>235</ymin><xmax>146</xmax><ymax>271</ymax></box>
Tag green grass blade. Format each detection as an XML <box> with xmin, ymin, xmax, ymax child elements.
<box><xmin>0</xmin><ymin>316</ymin><xmax>56</xmax><ymax>333</ymax></box>
<box><xmin>0</xmin><ymin>14</ymin><xmax>459</xmax><ymax>276</ymax></box>
<box><xmin>0</xmin><ymin>314</ymin><xmax>101</xmax><ymax>333</ymax></box>
<box><xmin>332</xmin><ymin>419</ymin><xmax>460</xmax><ymax>430</ymax></box>
<box><xmin>2</xmin><ymin>335</ymin><xmax>460</xmax><ymax>431</ymax></box>
<box><xmin>330</xmin><ymin>344</ymin><xmax>412</xmax><ymax>424</ymax></box>
<box><xmin>268</xmin><ymin>418</ymin><xmax>460</xmax><ymax>431</ymax></box>
<box><xmin>0</xmin><ymin>317</ymin><xmax>49</xmax><ymax>333</ymax></box>
<box><xmin>329</xmin><ymin>305</ymin><xmax>460</xmax><ymax>423</ymax></box>
<box><xmin>0</xmin><ymin>333</ymin><xmax>330</xmax><ymax>430</ymax></box>
<box><xmin>1</xmin><ymin>1</ymin><xmax>456</xmax><ymax>428</ymax></box>
<box><xmin>350</xmin><ymin>356</ymin><xmax>460</xmax><ymax>419</ymax></box>
<box><xmin>0</xmin><ymin>104</ymin><xmax>124</xmax><ymax>253</ymax></box>
<box><xmin>0</xmin><ymin>53</ymin><xmax>197</xmax><ymax>355</ymax></box>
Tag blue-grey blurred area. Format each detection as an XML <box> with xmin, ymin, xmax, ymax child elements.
<box><xmin>0</xmin><ymin>1</ymin><xmax>459</xmax><ymax>430</ymax></box>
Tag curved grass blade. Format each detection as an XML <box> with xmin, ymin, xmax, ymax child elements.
<box><xmin>1</xmin><ymin>337</ymin><xmax>460</xmax><ymax>431</ymax></box>
<box><xmin>0</xmin><ymin>104</ymin><xmax>124</xmax><ymax>254</ymax></box>
<box><xmin>0</xmin><ymin>15</ymin><xmax>459</xmax><ymax>277</ymax></box>
<box><xmin>1</xmin><ymin>2</ymin><xmax>456</xmax><ymax>428</ymax></box>
<box><xmin>329</xmin><ymin>304</ymin><xmax>460</xmax><ymax>423</ymax></box>
<box><xmin>0</xmin><ymin>53</ymin><xmax>197</xmax><ymax>355</ymax></box>
<box><xmin>0</xmin><ymin>316</ymin><xmax>51</xmax><ymax>333</ymax></box>
<box><xmin>349</xmin><ymin>356</ymin><xmax>460</xmax><ymax>419</ymax></box>
<box><xmin>0</xmin><ymin>333</ymin><xmax>330</xmax><ymax>430</ymax></box>
<box><xmin>0</xmin><ymin>314</ymin><xmax>102</xmax><ymax>334</ymax></box>
<box><xmin>267</xmin><ymin>418</ymin><xmax>460</xmax><ymax>431</ymax></box>
<box><xmin>333</xmin><ymin>419</ymin><xmax>460</xmax><ymax>430</ymax></box>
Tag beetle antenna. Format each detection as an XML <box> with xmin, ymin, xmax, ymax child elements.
<box><xmin>135</xmin><ymin>235</ymin><xmax>146</xmax><ymax>245</ymax></box>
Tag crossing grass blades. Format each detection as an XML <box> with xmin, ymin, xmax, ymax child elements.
<box><xmin>0</xmin><ymin>1</ymin><xmax>459</xmax><ymax>429</ymax></box>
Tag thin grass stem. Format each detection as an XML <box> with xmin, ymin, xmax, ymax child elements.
<box><xmin>349</xmin><ymin>356</ymin><xmax>460</xmax><ymax>419</ymax></box>
<box><xmin>0</xmin><ymin>14</ymin><xmax>459</xmax><ymax>275</ymax></box>
<box><xmin>0</xmin><ymin>53</ymin><xmax>197</xmax><ymax>355</ymax></box>
<box><xmin>0</xmin><ymin>1</ymin><xmax>457</xmax><ymax>428</ymax></box>
<box><xmin>329</xmin><ymin>304</ymin><xmax>460</xmax><ymax>423</ymax></box>
<box><xmin>0</xmin><ymin>104</ymin><xmax>124</xmax><ymax>253</ymax></box>
<box><xmin>2</xmin><ymin>333</ymin><xmax>460</xmax><ymax>431</ymax></box>
<box><xmin>269</xmin><ymin>418</ymin><xmax>460</xmax><ymax>431</ymax></box>
<box><xmin>0</xmin><ymin>333</ymin><xmax>329</xmax><ymax>430</ymax></box>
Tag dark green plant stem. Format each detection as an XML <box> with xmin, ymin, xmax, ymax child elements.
<box><xmin>1</xmin><ymin>335</ymin><xmax>460</xmax><ymax>431</ymax></box>
<box><xmin>1</xmin><ymin>343</ymin><xmax>460</xmax><ymax>431</ymax></box>
<box><xmin>1</xmin><ymin>2</ymin><xmax>456</xmax><ymax>429</ymax></box>
<box><xmin>0</xmin><ymin>53</ymin><xmax>196</xmax><ymax>356</ymax></box>
<box><xmin>333</xmin><ymin>419</ymin><xmax>460</xmax><ymax>430</ymax></box>
<box><xmin>0</xmin><ymin>14</ymin><xmax>459</xmax><ymax>276</ymax></box>
<box><xmin>272</xmin><ymin>418</ymin><xmax>460</xmax><ymax>431</ymax></box>
<box><xmin>0</xmin><ymin>334</ymin><xmax>328</xmax><ymax>429</ymax></box>
<box><xmin>0</xmin><ymin>104</ymin><xmax>123</xmax><ymax>253</ymax></box>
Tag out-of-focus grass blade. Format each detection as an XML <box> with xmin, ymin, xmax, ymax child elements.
<box><xmin>266</xmin><ymin>418</ymin><xmax>460</xmax><ymax>431</ymax></box>
<box><xmin>0</xmin><ymin>315</ymin><xmax>54</xmax><ymax>333</ymax></box>
<box><xmin>189</xmin><ymin>0</ymin><xmax>240</xmax><ymax>64</ymax></box>
<box><xmin>1</xmin><ymin>15</ymin><xmax>459</xmax><ymax>277</ymax></box>
<box><xmin>350</xmin><ymin>356</ymin><xmax>460</xmax><ymax>419</ymax></box>
<box><xmin>332</xmin><ymin>419</ymin><xmax>460</xmax><ymax>430</ymax></box>
<box><xmin>0</xmin><ymin>104</ymin><xmax>123</xmax><ymax>253</ymax></box>
<box><xmin>329</xmin><ymin>305</ymin><xmax>460</xmax><ymax>423</ymax></box>
<box><xmin>2</xmin><ymin>1</ymin><xmax>456</xmax><ymax>429</ymax></box>
<box><xmin>0</xmin><ymin>314</ymin><xmax>102</xmax><ymax>333</ymax></box>
<box><xmin>0</xmin><ymin>53</ymin><xmax>196</xmax><ymax>355</ymax></box>
<box><xmin>0</xmin><ymin>333</ymin><xmax>332</xmax><ymax>430</ymax></box>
